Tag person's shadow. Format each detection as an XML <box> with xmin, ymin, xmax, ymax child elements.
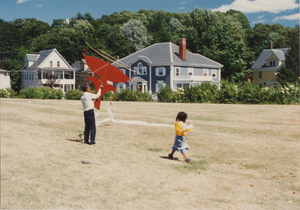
<box><xmin>66</xmin><ymin>134</ymin><xmax>84</xmax><ymax>143</ymax></box>
<box><xmin>159</xmin><ymin>156</ymin><xmax>180</xmax><ymax>161</ymax></box>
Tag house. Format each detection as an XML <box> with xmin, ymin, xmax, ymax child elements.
<box><xmin>20</xmin><ymin>49</ymin><xmax>76</xmax><ymax>93</ymax></box>
<box><xmin>112</xmin><ymin>38</ymin><xmax>223</xmax><ymax>93</ymax></box>
<box><xmin>0</xmin><ymin>69</ymin><xmax>11</xmax><ymax>89</ymax></box>
<box><xmin>251</xmin><ymin>44</ymin><xmax>289</xmax><ymax>88</ymax></box>
<box><xmin>72</xmin><ymin>59</ymin><xmax>92</xmax><ymax>89</ymax></box>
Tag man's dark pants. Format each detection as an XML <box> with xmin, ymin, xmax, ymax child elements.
<box><xmin>84</xmin><ymin>109</ymin><xmax>96</xmax><ymax>144</ymax></box>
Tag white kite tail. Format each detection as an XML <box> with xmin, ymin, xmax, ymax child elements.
<box><xmin>96</xmin><ymin>101</ymin><xmax>193</xmax><ymax>129</ymax></box>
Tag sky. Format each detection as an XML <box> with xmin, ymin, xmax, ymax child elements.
<box><xmin>0</xmin><ymin>0</ymin><xmax>299</xmax><ymax>28</ymax></box>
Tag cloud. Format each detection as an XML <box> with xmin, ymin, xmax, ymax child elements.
<box><xmin>211</xmin><ymin>0</ymin><xmax>299</xmax><ymax>14</ymax></box>
<box><xmin>273</xmin><ymin>13</ymin><xmax>300</xmax><ymax>21</ymax></box>
<box><xmin>37</xmin><ymin>4</ymin><xmax>42</xmax><ymax>7</ymax></box>
<box><xmin>178</xmin><ymin>7</ymin><xmax>186</xmax><ymax>10</ymax></box>
<box><xmin>180</xmin><ymin>1</ymin><xmax>189</xmax><ymax>4</ymax></box>
<box><xmin>252</xmin><ymin>19</ymin><xmax>267</xmax><ymax>24</ymax></box>
<box><xmin>258</xmin><ymin>15</ymin><xmax>265</xmax><ymax>19</ymax></box>
<box><xmin>17</xmin><ymin>0</ymin><xmax>30</xmax><ymax>4</ymax></box>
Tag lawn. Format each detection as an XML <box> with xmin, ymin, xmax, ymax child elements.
<box><xmin>1</xmin><ymin>98</ymin><xmax>299</xmax><ymax>209</ymax></box>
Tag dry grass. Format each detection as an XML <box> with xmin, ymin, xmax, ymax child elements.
<box><xmin>1</xmin><ymin>98</ymin><xmax>299</xmax><ymax>209</ymax></box>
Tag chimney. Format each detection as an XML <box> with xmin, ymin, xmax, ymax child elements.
<box><xmin>270</xmin><ymin>42</ymin><xmax>273</xmax><ymax>49</ymax></box>
<box><xmin>179</xmin><ymin>38</ymin><xmax>186</xmax><ymax>60</ymax></box>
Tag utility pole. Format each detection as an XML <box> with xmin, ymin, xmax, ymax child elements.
<box><xmin>35</xmin><ymin>52</ymin><xmax>37</xmax><ymax>88</ymax></box>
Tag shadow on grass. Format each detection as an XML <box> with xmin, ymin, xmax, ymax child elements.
<box><xmin>66</xmin><ymin>134</ymin><xmax>84</xmax><ymax>143</ymax></box>
<box><xmin>160</xmin><ymin>156</ymin><xmax>180</xmax><ymax>161</ymax></box>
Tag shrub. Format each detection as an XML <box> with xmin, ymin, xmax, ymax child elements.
<box><xmin>218</xmin><ymin>80</ymin><xmax>238</xmax><ymax>104</ymax></box>
<box><xmin>0</xmin><ymin>89</ymin><xmax>9</xmax><ymax>98</ymax></box>
<box><xmin>19</xmin><ymin>87</ymin><xmax>43</xmax><ymax>99</ymax></box>
<box><xmin>65</xmin><ymin>89</ymin><xmax>83</xmax><ymax>100</ymax></box>
<box><xmin>102</xmin><ymin>91</ymin><xmax>114</xmax><ymax>101</ymax></box>
<box><xmin>113</xmin><ymin>89</ymin><xmax>152</xmax><ymax>102</ymax></box>
<box><xmin>157</xmin><ymin>85</ymin><xmax>174</xmax><ymax>102</ymax></box>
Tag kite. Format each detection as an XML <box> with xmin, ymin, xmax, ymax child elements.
<box><xmin>82</xmin><ymin>46</ymin><xmax>130</xmax><ymax>110</ymax></box>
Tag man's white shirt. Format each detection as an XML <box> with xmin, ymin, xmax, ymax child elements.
<box><xmin>81</xmin><ymin>89</ymin><xmax>101</xmax><ymax>111</ymax></box>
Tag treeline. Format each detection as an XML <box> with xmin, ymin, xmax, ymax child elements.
<box><xmin>0</xmin><ymin>8</ymin><xmax>299</xmax><ymax>92</ymax></box>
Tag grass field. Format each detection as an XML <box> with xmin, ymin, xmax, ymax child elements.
<box><xmin>1</xmin><ymin>98</ymin><xmax>299</xmax><ymax>209</ymax></box>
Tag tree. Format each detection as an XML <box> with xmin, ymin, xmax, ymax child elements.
<box><xmin>277</xmin><ymin>26</ymin><xmax>299</xmax><ymax>84</ymax></box>
<box><xmin>121</xmin><ymin>19</ymin><xmax>152</xmax><ymax>51</ymax></box>
<box><xmin>183</xmin><ymin>8</ymin><xmax>249</xmax><ymax>79</ymax></box>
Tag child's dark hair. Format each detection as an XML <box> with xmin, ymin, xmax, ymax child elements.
<box><xmin>176</xmin><ymin>111</ymin><xmax>187</xmax><ymax>122</ymax></box>
<box><xmin>82</xmin><ymin>83</ymin><xmax>89</xmax><ymax>92</ymax></box>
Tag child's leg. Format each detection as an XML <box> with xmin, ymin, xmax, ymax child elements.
<box><xmin>182</xmin><ymin>153</ymin><xmax>191</xmax><ymax>162</ymax></box>
<box><xmin>169</xmin><ymin>150</ymin><xmax>176</xmax><ymax>159</ymax></box>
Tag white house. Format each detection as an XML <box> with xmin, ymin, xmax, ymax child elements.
<box><xmin>112</xmin><ymin>38</ymin><xmax>223</xmax><ymax>93</ymax></box>
<box><xmin>0</xmin><ymin>69</ymin><xmax>11</xmax><ymax>89</ymax></box>
<box><xmin>20</xmin><ymin>49</ymin><xmax>76</xmax><ymax>93</ymax></box>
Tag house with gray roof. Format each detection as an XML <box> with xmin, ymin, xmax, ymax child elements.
<box><xmin>21</xmin><ymin>49</ymin><xmax>76</xmax><ymax>93</ymax></box>
<box><xmin>112</xmin><ymin>38</ymin><xmax>223</xmax><ymax>94</ymax></box>
<box><xmin>251</xmin><ymin>46</ymin><xmax>289</xmax><ymax>88</ymax></box>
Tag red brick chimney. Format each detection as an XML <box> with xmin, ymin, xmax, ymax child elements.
<box><xmin>179</xmin><ymin>38</ymin><xmax>186</xmax><ymax>60</ymax></box>
<box><xmin>270</xmin><ymin>42</ymin><xmax>273</xmax><ymax>49</ymax></box>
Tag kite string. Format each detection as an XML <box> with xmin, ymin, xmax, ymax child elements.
<box><xmin>85</xmin><ymin>41</ymin><xmax>139</xmax><ymax>74</ymax></box>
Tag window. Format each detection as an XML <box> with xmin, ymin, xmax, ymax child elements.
<box><xmin>269</xmin><ymin>60</ymin><xmax>276</xmax><ymax>66</ymax></box>
<box><xmin>50</xmin><ymin>61</ymin><xmax>53</xmax><ymax>67</ymax></box>
<box><xmin>54</xmin><ymin>71</ymin><xmax>63</xmax><ymax>79</ymax></box>
<box><xmin>175</xmin><ymin>67</ymin><xmax>180</xmax><ymax>76</ymax></box>
<box><xmin>188</xmin><ymin>68</ymin><xmax>193</xmax><ymax>76</ymax></box>
<box><xmin>64</xmin><ymin>71</ymin><xmax>73</xmax><ymax>79</ymax></box>
<box><xmin>156</xmin><ymin>67</ymin><xmax>166</xmax><ymax>76</ymax></box>
<box><xmin>156</xmin><ymin>81</ymin><xmax>166</xmax><ymax>92</ymax></box>
<box><xmin>57</xmin><ymin>61</ymin><xmax>60</xmax><ymax>67</ymax></box>
<box><xmin>212</xmin><ymin>70</ymin><xmax>217</xmax><ymax>78</ymax></box>
<box><xmin>176</xmin><ymin>83</ymin><xmax>189</xmax><ymax>89</ymax></box>
<box><xmin>259</xmin><ymin>71</ymin><xmax>262</xmax><ymax>79</ymax></box>
<box><xmin>134</xmin><ymin>63</ymin><xmax>147</xmax><ymax>75</ymax></box>
<box><xmin>203</xmin><ymin>69</ymin><xmax>208</xmax><ymax>76</ymax></box>
<box><xmin>120</xmin><ymin>69</ymin><xmax>126</xmax><ymax>75</ymax></box>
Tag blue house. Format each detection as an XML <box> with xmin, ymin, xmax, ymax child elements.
<box><xmin>112</xmin><ymin>38</ymin><xmax>223</xmax><ymax>94</ymax></box>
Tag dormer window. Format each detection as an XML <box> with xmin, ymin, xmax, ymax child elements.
<box><xmin>50</xmin><ymin>61</ymin><xmax>53</xmax><ymax>67</ymax></box>
<box><xmin>57</xmin><ymin>61</ymin><xmax>60</xmax><ymax>67</ymax></box>
<box><xmin>134</xmin><ymin>62</ymin><xmax>147</xmax><ymax>75</ymax></box>
<box><xmin>269</xmin><ymin>60</ymin><xmax>276</xmax><ymax>66</ymax></box>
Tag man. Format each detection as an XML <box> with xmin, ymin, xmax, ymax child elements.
<box><xmin>81</xmin><ymin>83</ymin><xmax>103</xmax><ymax>145</ymax></box>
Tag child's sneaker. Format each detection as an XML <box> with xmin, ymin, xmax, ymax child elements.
<box><xmin>168</xmin><ymin>153</ymin><xmax>173</xmax><ymax>159</ymax></box>
<box><xmin>186</xmin><ymin>159</ymin><xmax>192</xmax><ymax>163</ymax></box>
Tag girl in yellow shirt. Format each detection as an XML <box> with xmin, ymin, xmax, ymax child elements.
<box><xmin>169</xmin><ymin>112</ymin><xmax>192</xmax><ymax>162</ymax></box>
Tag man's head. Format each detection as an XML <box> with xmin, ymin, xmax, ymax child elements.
<box><xmin>82</xmin><ymin>83</ymin><xmax>90</xmax><ymax>92</ymax></box>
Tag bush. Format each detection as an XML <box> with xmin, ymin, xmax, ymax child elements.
<box><xmin>157</xmin><ymin>86</ymin><xmax>174</xmax><ymax>102</ymax></box>
<box><xmin>0</xmin><ymin>89</ymin><xmax>9</xmax><ymax>98</ymax></box>
<box><xmin>19</xmin><ymin>87</ymin><xmax>43</xmax><ymax>99</ymax></box>
<box><xmin>18</xmin><ymin>87</ymin><xmax>64</xmax><ymax>99</ymax></box>
<box><xmin>65</xmin><ymin>89</ymin><xmax>83</xmax><ymax>100</ymax></box>
<box><xmin>113</xmin><ymin>89</ymin><xmax>152</xmax><ymax>102</ymax></box>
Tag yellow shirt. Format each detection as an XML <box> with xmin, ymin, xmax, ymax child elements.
<box><xmin>175</xmin><ymin>121</ymin><xmax>192</xmax><ymax>136</ymax></box>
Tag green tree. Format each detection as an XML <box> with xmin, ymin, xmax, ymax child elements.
<box><xmin>121</xmin><ymin>19</ymin><xmax>152</xmax><ymax>51</ymax></box>
<box><xmin>277</xmin><ymin>26</ymin><xmax>299</xmax><ymax>84</ymax></box>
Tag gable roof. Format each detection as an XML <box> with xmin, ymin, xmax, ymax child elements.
<box><xmin>113</xmin><ymin>42</ymin><xmax>223</xmax><ymax>69</ymax></box>
<box><xmin>22</xmin><ymin>49</ymin><xmax>72</xmax><ymax>70</ymax></box>
<box><xmin>251</xmin><ymin>48</ymin><xmax>289</xmax><ymax>69</ymax></box>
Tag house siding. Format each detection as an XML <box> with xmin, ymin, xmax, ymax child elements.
<box><xmin>151</xmin><ymin>65</ymin><xmax>170</xmax><ymax>93</ymax></box>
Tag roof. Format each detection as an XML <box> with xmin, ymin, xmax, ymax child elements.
<box><xmin>113</xmin><ymin>42</ymin><xmax>223</xmax><ymax>69</ymax></box>
<box><xmin>71</xmin><ymin>59</ymin><xmax>90</xmax><ymax>73</ymax></box>
<box><xmin>22</xmin><ymin>49</ymin><xmax>72</xmax><ymax>70</ymax></box>
<box><xmin>251</xmin><ymin>48</ymin><xmax>289</xmax><ymax>69</ymax></box>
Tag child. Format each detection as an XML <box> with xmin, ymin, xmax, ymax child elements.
<box><xmin>81</xmin><ymin>83</ymin><xmax>103</xmax><ymax>145</ymax></box>
<box><xmin>169</xmin><ymin>111</ymin><xmax>192</xmax><ymax>162</ymax></box>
